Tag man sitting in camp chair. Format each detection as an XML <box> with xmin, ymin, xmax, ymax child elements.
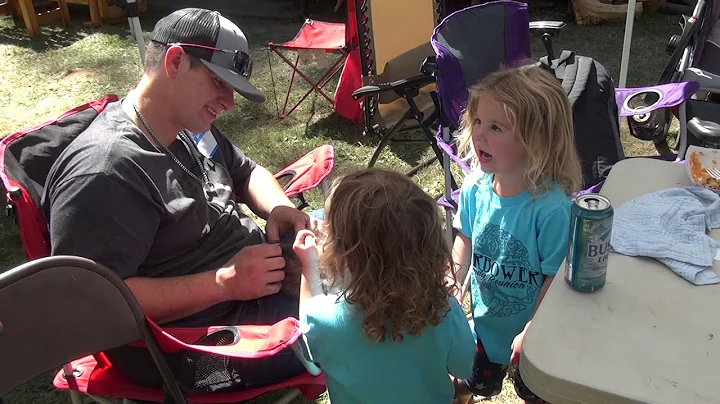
<box><xmin>41</xmin><ymin>8</ymin><xmax>314</xmax><ymax>393</ymax></box>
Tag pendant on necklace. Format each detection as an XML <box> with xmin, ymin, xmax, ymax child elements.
<box><xmin>203</xmin><ymin>182</ymin><xmax>217</xmax><ymax>201</ymax></box>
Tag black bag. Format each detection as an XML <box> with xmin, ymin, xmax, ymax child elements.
<box><xmin>535</xmin><ymin>50</ymin><xmax>625</xmax><ymax>188</ymax></box>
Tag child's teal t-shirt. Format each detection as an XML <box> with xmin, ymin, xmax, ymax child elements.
<box><xmin>301</xmin><ymin>294</ymin><xmax>476</xmax><ymax>403</ymax></box>
<box><xmin>454</xmin><ymin>170</ymin><xmax>571</xmax><ymax>365</ymax></box>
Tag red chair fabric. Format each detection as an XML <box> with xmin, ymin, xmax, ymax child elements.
<box><xmin>140</xmin><ymin>317</ymin><xmax>301</xmax><ymax>358</ymax></box>
<box><xmin>277</xmin><ymin>20</ymin><xmax>346</xmax><ymax>50</ymax></box>
<box><xmin>0</xmin><ymin>95</ymin><xmax>118</xmax><ymax>261</ymax></box>
<box><xmin>53</xmin><ymin>318</ymin><xmax>325</xmax><ymax>403</ymax></box>
<box><xmin>53</xmin><ymin>356</ymin><xmax>325</xmax><ymax>403</ymax></box>
<box><xmin>276</xmin><ymin>144</ymin><xmax>334</xmax><ymax>198</ymax></box>
<box><xmin>333</xmin><ymin>48</ymin><xmax>363</xmax><ymax>124</ymax></box>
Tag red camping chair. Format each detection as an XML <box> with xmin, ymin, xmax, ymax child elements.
<box><xmin>0</xmin><ymin>95</ymin><xmax>333</xmax><ymax>403</ymax></box>
<box><xmin>51</xmin><ymin>315</ymin><xmax>325</xmax><ymax>403</ymax></box>
<box><xmin>267</xmin><ymin>5</ymin><xmax>360</xmax><ymax>120</ymax></box>
<box><xmin>1</xmin><ymin>95</ymin><xmax>335</xmax><ymax>261</ymax></box>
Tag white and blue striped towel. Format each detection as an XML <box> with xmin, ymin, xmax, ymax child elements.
<box><xmin>610</xmin><ymin>186</ymin><xmax>720</xmax><ymax>285</ymax></box>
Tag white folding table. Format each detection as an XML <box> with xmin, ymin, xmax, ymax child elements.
<box><xmin>519</xmin><ymin>158</ymin><xmax>720</xmax><ymax>404</ymax></box>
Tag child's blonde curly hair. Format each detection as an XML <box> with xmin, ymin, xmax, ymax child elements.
<box><xmin>456</xmin><ymin>65</ymin><xmax>583</xmax><ymax>196</ymax></box>
<box><xmin>319</xmin><ymin>168</ymin><xmax>457</xmax><ymax>344</ymax></box>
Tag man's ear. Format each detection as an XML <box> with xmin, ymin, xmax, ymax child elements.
<box><xmin>164</xmin><ymin>45</ymin><xmax>186</xmax><ymax>79</ymax></box>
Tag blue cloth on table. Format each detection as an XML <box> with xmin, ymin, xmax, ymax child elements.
<box><xmin>610</xmin><ymin>186</ymin><xmax>720</xmax><ymax>285</ymax></box>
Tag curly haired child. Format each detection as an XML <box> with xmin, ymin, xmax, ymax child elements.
<box><xmin>292</xmin><ymin>168</ymin><xmax>476</xmax><ymax>403</ymax></box>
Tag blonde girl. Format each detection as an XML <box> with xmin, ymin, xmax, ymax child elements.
<box><xmin>449</xmin><ymin>65</ymin><xmax>582</xmax><ymax>404</ymax></box>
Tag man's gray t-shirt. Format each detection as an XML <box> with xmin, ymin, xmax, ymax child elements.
<box><xmin>42</xmin><ymin>100</ymin><xmax>266</xmax><ymax>327</ymax></box>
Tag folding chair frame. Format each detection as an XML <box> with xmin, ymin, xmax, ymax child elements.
<box><xmin>268</xmin><ymin>45</ymin><xmax>350</xmax><ymax>118</ymax></box>
<box><xmin>353</xmin><ymin>0</ymin><xmax>445</xmax><ymax>139</ymax></box>
<box><xmin>0</xmin><ymin>256</ymin><xmax>325</xmax><ymax>404</ymax></box>
<box><xmin>350</xmin><ymin>0</ymin><xmax>460</xmax><ymax>181</ymax></box>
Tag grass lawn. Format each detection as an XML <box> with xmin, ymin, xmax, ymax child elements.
<box><xmin>1</xmin><ymin>1</ymin><xmax>678</xmax><ymax>403</ymax></box>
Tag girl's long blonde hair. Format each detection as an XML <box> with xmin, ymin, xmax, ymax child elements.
<box><xmin>319</xmin><ymin>168</ymin><xmax>456</xmax><ymax>344</ymax></box>
<box><xmin>456</xmin><ymin>65</ymin><xmax>583</xmax><ymax>196</ymax></box>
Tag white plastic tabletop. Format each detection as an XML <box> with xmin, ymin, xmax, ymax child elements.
<box><xmin>519</xmin><ymin>158</ymin><xmax>720</xmax><ymax>404</ymax></box>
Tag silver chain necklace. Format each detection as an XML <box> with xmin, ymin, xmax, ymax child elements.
<box><xmin>131</xmin><ymin>101</ymin><xmax>216</xmax><ymax>199</ymax></box>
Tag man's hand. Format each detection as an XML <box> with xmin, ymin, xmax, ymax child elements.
<box><xmin>216</xmin><ymin>243</ymin><xmax>286</xmax><ymax>300</ymax></box>
<box><xmin>510</xmin><ymin>322</ymin><xmax>531</xmax><ymax>366</ymax></box>
<box><xmin>293</xmin><ymin>229</ymin><xmax>319</xmax><ymax>270</ymax></box>
<box><xmin>266</xmin><ymin>205</ymin><xmax>311</xmax><ymax>242</ymax></box>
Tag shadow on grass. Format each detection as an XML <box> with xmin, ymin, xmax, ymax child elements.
<box><xmin>304</xmin><ymin>105</ymin><xmax>367</xmax><ymax>144</ymax></box>
<box><xmin>0</xmin><ymin>4</ymin><xmax>186</xmax><ymax>55</ymax></box>
<box><xmin>305</xmin><ymin>109</ymin><xmax>441</xmax><ymax>170</ymax></box>
<box><xmin>0</xmin><ymin>19</ymin><xmax>90</xmax><ymax>52</ymax></box>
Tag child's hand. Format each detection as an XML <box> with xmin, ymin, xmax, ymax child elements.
<box><xmin>293</xmin><ymin>229</ymin><xmax>319</xmax><ymax>269</ymax></box>
<box><xmin>510</xmin><ymin>322</ymin><xmax>530</xmax><ymax>366</ymax></box>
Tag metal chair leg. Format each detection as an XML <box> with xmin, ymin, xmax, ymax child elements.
<box><xmin>274</xmin><ymin>388</ymin><xmax>301</xmax><ymax>404</ymax></box>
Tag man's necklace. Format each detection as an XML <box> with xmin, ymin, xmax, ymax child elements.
<box><xmin>131</xmin><ymin>102</ymin><xmax>216</xmax><ymax>200</ymax></box>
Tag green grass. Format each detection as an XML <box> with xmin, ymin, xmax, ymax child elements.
<box><xmin>1</xmin><ymin>2</ymin><xmax>680</xmax><ymax>403</ymax></box>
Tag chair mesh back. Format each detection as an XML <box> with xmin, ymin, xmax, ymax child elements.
<box><xmin>0</xmin><ymin>257</ymin><xmax>145</xmax><ymax>397</ymax></box>
<box><xmin>2</xmin><ymin>107</ymin><xmax>100</xmax><ymax>212</ymax></box>
<box><xmin>431</xmin><ymin>0</ymin><xmax>531</xmax><ymax>126</ymax></box>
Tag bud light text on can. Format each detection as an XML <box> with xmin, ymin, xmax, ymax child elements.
<box><xmin>565</xmin><ymin>193</ymin><xmax>613</xmax><ymax>292</ymax></box>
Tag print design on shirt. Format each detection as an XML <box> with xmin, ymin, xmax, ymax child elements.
<box><xmin>473</xmin><ymin>224</ymin><xmax>540</xmax><ymax>317</ymax></box>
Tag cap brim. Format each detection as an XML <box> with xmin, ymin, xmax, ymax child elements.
<box><xmin>200</xmin><ymin>60</ymin><xmax>266</xmax><ymax>103</ymax></box>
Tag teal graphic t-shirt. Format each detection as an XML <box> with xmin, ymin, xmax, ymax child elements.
<box><xmin>454</xmin><ymin>171</ymin><xmax>571</xmax><ymax>365</ymax></box>
<box><xmin>301</xmin><ymin>294</ymin><xmax>476</xmax><ymax>403</ymax></box>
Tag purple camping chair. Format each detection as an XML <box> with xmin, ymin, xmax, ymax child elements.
<box><xmin>421</xmin><ymin>0</ymin><xmax>532</xmax><ymax>243</ymax></box>
<box><xmin>427</xmin><ymin>2</ymin><xmax>702</xmax><ymax>217</ymax></box>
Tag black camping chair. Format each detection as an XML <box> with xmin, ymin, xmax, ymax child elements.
<box><xmin>0</xmin><ymin>255</ymin><xmax>188</xmax><ymax>404</ymax></box>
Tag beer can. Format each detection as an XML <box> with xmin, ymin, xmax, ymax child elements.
<box><xmin>564</xmin><ymin>193</ymin><xmax>613</xmax><ymax>292</ymax></box>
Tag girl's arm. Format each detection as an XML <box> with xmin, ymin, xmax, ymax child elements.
<box><xmin>293</xmin><ymin>230</ymin><xmax>325</xmax><ymax>317</ymax></box>
<box><xmin>300</xmin><ymin>263</ymin><xmax>325</xmax><ymax>306</ymax></box>
<box><xmin>450</xmin><ymin>233</ymin><xmax>472</xmax><ymax>303</ymax></box>
<box><xmin>511</xmin><ymin>204</ymin><xmax>571</xmax><ymax>365</ymax></box>
<box><xmin>510</xmin><ymin>275</ymin><xmax>553</xmax><ymax>365</ymax></box>
<box><xmin>446</xmin><ymin>298</ymin><xmax>477</xmax><ymax>379</ymax></box>
<box><xmin>529</xmin><ymin>274</ymin><xmax>553</xmax><ymax>320</ymax></box>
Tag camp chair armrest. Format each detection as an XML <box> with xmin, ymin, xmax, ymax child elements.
<box><xmin>682</xmin><ymin>68</ymin><xmax>720</xmax><ymax>93</ymax></box>
<box><xmin>352</xmin><ymin>74</ymin><xmax>435</xmax><ymax>100</ymax></box>
<box><xmin>529</xmin><ymin>20</ymin><xmax>566</xmax><ymax>39</ymax></box>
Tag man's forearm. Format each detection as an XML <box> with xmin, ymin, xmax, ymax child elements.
<box><xmin>125</xmin><ymin>270</ymin><xmax>229</xmax><ymax>324</ymax></box>
<box><xmin>241</xmin><ymin>166</ymin><xmax>294</xmax><ymax>219</ymax></box>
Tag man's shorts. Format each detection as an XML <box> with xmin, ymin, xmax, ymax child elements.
<box><xmin>460</xmin><ymin>339</ymin><xmax>548</xmax><ymax>403</ymax></box>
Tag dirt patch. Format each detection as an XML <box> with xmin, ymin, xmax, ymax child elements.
<box><xmin>62</xmin><ymin>67</ymin><xmax>102</xmax><ymax>81</ymax></box>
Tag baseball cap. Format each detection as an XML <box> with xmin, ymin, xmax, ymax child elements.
<box><xmin>151</xmin><ymin>8</ymin><xmax>265</xmax><ymax>103</ymax></box>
